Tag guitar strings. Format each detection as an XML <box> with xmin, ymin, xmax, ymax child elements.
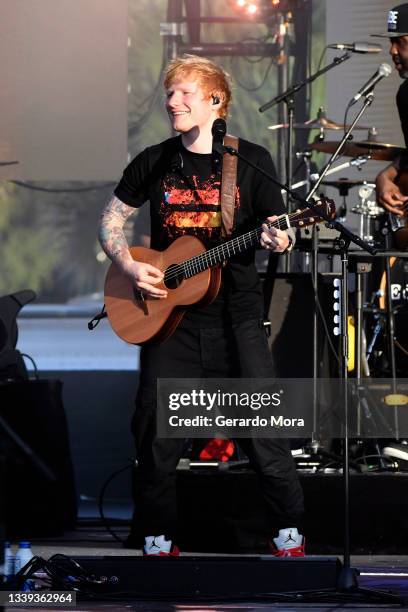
<box><xmin>184</xmin><ymin>202</ymin><xmax>333</xmax><ymax>276</ymax></box>
<box><xmin>162</xmin><ymin>220</ymin><xmax>280</xmax><ymax>283</ymax></box>
<box><xmin>163</xmin><ymin>209</ymin><xmax>318</xmax><ymax>282</ymax></box>
<box><xmin>162</xmin><ymin>205</ymin><xmax>327</xmax><ymax>283</ymax></box>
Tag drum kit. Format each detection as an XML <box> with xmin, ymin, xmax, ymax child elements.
<box><xmin>265</xmin><ymin>107</ymin><xmax>408</xmax><ymax>470</ymax></box>
<box><xmin>268</xmin><ymin>105</ymin><xmax>406</xmax><ymax>249</ymax></box>
<box><xmin>268</xmin><ymin>106</ymin><xmax>408</xmax><ymax>385</ymax></box>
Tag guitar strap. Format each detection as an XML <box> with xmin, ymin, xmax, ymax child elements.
<box><xmin>220</xmin><ymin>134</ymin><xmax>239</xmax><ymax>238</ymax></box>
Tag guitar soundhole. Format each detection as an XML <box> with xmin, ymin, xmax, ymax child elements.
<box><xmin>164</xmin><ymin>264</ymin><xmax>185</xmax><ymax>289</ymax></box>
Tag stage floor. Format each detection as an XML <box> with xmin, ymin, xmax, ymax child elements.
<box><xmin>8</xmin><ymin>526</ymin><xmax>407</xmax><ymax>611</ymax></box>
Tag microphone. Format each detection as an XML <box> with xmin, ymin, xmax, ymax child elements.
<box><xmin>328</xmin><ymin>42</ymin><xmax>382</xmax><ymax>54</ymax></box>
<box><xmin>350</xmin><ymin>63</ymin><xmax>392</xmax><ymax>106</ymax></box>
<box><xmin>211</xmin><ymin>118</ymin><xmax>227</xmax><ymax>165</ymax></box>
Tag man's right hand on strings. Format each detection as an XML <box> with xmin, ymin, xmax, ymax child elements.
<box><xmin>376</xmin><ymin>164</ymin><xmax>408</xmax><ymax>216</ymax></box>
<box><xmin>123</xmin><ymin>260</ymin><xmax>167</xmax><ymax>299</ymax></box>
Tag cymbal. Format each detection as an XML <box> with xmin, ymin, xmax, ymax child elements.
<box><xmin>321</xmin><ymin>179</ymin><xmax>375</xmax><ymax>189</ymax></box>
<box><xmin>268</xmin><ymin>107</ymin><xmax>370</xmax><ymax>131</ymax></box>
<box><xmin>310</xmin><ymin>140</ymin><xmax>406</xmax><ymax>161</ymax></box>
<box><xmin>355</xmin><ymin>140</ymin><xmax>405</xmax><ymax>151</ymax></box>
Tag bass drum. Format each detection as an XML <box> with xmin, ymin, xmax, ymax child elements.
<box><xmin>379</xmin><ymin>257</ymin><xmax>408</xmax><ymax>374</ymax></box>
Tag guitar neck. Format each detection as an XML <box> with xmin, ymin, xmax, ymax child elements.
<box><xmin>182</xmin><ymin>214</ymin><xmax>291</xmax><ymax>278</ymax></box>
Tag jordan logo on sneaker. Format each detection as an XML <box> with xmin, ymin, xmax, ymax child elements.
<box><xmin>150</xmin><ymin>537</ymin><xmax>161</xmax><ymax>550</ymax></box>
<box><xmin>284</xmin><ymin>532</ymin><xmax>297</xmax><ymax>544</ymax></box>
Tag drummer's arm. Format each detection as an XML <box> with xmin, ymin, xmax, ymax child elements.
<box><xmin>376</xmin><ymin>160</ymin><xmax>407</xmax><ymax>216</ymax></box>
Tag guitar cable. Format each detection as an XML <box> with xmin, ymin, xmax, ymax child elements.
<box><xmin>97</xmin><ymin>462</ymin><xmax>134</xmax><ymax>544</ymax></box>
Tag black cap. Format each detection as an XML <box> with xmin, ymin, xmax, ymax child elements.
<box><xmin>372</xmin><ymin>3</ymin><xmax>408</xmax><ymax>38</ymax></box>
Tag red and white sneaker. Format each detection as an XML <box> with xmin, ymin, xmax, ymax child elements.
<box><xmin>269</xmin><ymin>528</ymin><xmax>305</xmax><ymax>557</ymax></box>
<box><xmin>143</xmin><ymin>535</ymin><xmax>180</xmax><ymax>556</ymax></box>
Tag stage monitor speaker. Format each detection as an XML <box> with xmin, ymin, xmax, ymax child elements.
<box><xmin>70</xmin><ymin>554</ymin><xmax>342</xmax><ymax>597</ymax></box>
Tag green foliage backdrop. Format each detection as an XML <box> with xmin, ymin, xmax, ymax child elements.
<box><xmin>0</xmin><ymin>0</ymin><xmax>325</xmax><ymax>303</ymax></box>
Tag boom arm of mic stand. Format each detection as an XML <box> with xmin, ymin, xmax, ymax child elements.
<box><xmin>221</xmin><ymin>144</ymin><xmax>316</xmax><ymax>211</ymax></box>
<box><xmin>259</xmin><ymin>53</ymin><xmax>351</xmax><ymax>113</ymax></box>
<box><xmin>220</xmin><ymin>144</ymin><xmax>377</xmax><ymax>256</ymax></box>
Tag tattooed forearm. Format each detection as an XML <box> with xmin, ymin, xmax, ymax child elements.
<box><xmin>99</xmin><ymin>225</ymin><xmax>129</xmax><ymax>258</ymax></box>
<box><xmin>98</xmin><ymin>196</ymin><xmax>137</xmax><ymax>264</ymax></box>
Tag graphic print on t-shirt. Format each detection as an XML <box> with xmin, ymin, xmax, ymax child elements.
<box><xmin>161</xmin><ymin>172</ymin><xmax>239</xmax><ymax>246</ymax></box>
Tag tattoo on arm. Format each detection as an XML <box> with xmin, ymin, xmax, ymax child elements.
<box><xmin>98</xmin><ymin>196</ymin><xmax>137</xmax><ymax>261</ymax></box>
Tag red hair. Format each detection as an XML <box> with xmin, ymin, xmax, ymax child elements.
<box><xmin>164</xmin><ymin>55</ymin><xmax>232</xmax><ymax>119</ymax></box>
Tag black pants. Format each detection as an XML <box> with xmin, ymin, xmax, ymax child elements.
<box><xmin>131</xmin><ymin>318</ymin><xmax>304</xmax><ymax>540</ymax></box>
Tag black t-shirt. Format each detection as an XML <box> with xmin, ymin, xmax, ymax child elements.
<box><xmin>114</xmin><ymin>135</ymin><xmax>286</xmax><ymax>327</ymax></box>
<box><xmin>397</xmin><ymin>78</ymin><xmax>408</xmax><ymax>149</ymax></box>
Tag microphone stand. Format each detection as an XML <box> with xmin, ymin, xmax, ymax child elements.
<box><xmin>259</xmin><ymin>52</ymin><xmax>351</xmax><ymax>114</ymax></box>
<box><xmin>260</xmin><ymin>53</ymin><xmax>351</xmax><ymax>326</ymax></box>
<box><xmin>303</xmin><ymin>96</ymin><xmax>375</xmax><ymax>473</ymax></box>
<box><xmin>259</xmin><ymin>52</ymin><xmax>351</xmax><ymax>212</ymax></box>
<box><xmin>219</xmin><ymin>91</ymin><xmax>404</xmax><ymax>603</ymax></box>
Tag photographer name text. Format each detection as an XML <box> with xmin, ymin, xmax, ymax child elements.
<box><xmin>168</xmin><ymin>415</ymin><xmax>304</xmax><ymax>428</ymax></box>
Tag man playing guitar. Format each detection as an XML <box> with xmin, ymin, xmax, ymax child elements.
<box><xmin>98</xmin><ymin>55</ymin><xmax>305</xmax><ymax>557</ymax></box>
<box><xmin>375</xmin><ymin>4</ymin><xmax>408</xmax><ymax>228</ymax></box>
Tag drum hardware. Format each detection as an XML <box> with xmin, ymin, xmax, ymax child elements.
<box><xmin>286</xmin><ymin>157</ymin><xmax>369</xmax><ymax>195</ymax></box>
<box><xmin>348</xmin><ymin>253</ymin><xmax>408</xmax><ymax>380</ymax></box>
<box><xmin>283</xmin><ymin>110</ymin><xmax>406</xmax><ymax>476</ymax></box>
<box><xmin>366</xmin><ymin>125</ymin><xmax>379</xmax><ymax>142</ymax></box>
<box><xmin>354</xmin><ymin>261</ymin><xmax>378</xmax><ymax>437</ymax></box>
<box><xmin>266</xmin><ymin>83</ymin><xmax>405</xmax><ymax>487</ymax></box>
<box><xmin>365</xmin><ymin>306</ymin><xmax>385</xmax><ymax>364</ymax></box>
<box><xmin>347</xmin><ymin>259</ymin><xmax>408</xmax><ymax>466</ymax></box>
<box><xmin>301</xmin><ymin>92</ymin><xmax>381</xmax><ymax>589</ymax></box>
<box><xmin>322</xmin><ymin>178</ymin><xmax>376</xmax><ymax>222</ymax></box>
<box><xmin>296</xmin><ymin>148</ymin><xmax>314</xmax><ymax>195</ymax></box>
<box><xmin>364</xmin><ymin>253</ymin><xmax>408</xmax><ymax>439</ymax></box>
<box><xmin>348</xmin><ymin>184</ymin><xmax>384</xmax><ymax>247</ymax></box>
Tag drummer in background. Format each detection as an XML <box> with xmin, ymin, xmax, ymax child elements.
<box><xmin>374</xmin><ymin>4</ymin><xmax>408</xmax><ymax>218</ymax></box>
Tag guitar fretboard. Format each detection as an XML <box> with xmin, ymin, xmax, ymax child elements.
<box><xmin>182</xmin><ymin>214</ymin><xmax>290</xmax><ymax>279</ymax></box>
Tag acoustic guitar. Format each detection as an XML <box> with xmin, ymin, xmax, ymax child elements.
<box><xmin>104</xmin><ymin>198</ymin><xmax>336</xmax><ymax>345</ymax></box>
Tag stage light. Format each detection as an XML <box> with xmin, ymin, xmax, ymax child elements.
<box><xmin>229</xmin><ymin>0</ymin><xmax>306</xmax><ymax>18</ymax></box>
<box><xmin>247</xmin><ymin>3</ymin><xmax>259</xmax><ymax>14</ymax></box>
<box><xmin>230</xmin><ymin>0</ymin><xmax>261</xmax><ymax>16</ymax></box>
